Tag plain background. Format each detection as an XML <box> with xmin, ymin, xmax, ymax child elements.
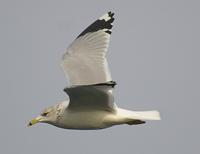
<box><xmin>0</xmin><ymin>0</ymin><xmax>199</xmax><ymax>154</ymax></box>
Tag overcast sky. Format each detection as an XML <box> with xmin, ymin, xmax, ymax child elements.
<box><xmin>0</xmin><ymin>0</ymin><xmax>199</xmax><ymax>154</ymax></box>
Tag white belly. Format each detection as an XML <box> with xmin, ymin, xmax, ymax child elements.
<box><xmin>57</xmin><ymin>110</ymin><xmax>115</xmax><ymax>130</ymax></box>
<box><xmin>52</xmin><ymin>108</ymin><xmax>141</xmax><ymax>130</ymax></box>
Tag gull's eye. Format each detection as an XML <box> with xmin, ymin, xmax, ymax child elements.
<box><xmin>41</xmin><ymin>112</ymin><xmax>48</xmax><ymax>116</ymax></box>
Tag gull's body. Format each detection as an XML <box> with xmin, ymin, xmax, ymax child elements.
<box><xmin>55</xmin><ymin>103</ymin><xmax>159</xmax><ymax>130</ymax></box>
<box><xmin>29</xmin><ymin>12</ymin><xmax>160</xmax><ymax>130</ymax></box>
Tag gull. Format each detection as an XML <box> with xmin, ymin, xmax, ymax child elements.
<box><xmin>28</xmin><ymin>12</ymin><xmax>160</xmax><ymax>130</ymax></box>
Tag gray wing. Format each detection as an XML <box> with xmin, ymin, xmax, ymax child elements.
<box><xmin>61</xmin><ymin>12</ymin><xmax>114</xmax><ymax>87</ymax></box>
<box><xmin>64</xmin><ymin>82</ymin><xmax>117</xmax><ymax>111</ymax></box>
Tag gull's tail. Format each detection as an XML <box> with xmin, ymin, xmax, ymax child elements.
<box><xmin>117</xmin><ymin>108</ymin><xmax>161</xmax><ymax>125</ymax></box>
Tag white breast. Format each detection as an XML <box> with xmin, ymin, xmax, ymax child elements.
<box><xmin>58</xmin><ymin>110</ymin><xmax>112</xmax><ymax>129</ymax></box>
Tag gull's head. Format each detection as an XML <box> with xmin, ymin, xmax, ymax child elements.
<box><xmin>28</xmin><ymin>102</ymin><xmax>66</xmax><ymax>127</ymax></box>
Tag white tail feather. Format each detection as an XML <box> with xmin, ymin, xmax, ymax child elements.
<box><xmin>117</xmin><ymin>108</ymin><xmax>161</xmax><ymax>121</ymax></box>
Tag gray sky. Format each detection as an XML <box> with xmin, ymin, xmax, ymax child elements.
<box><xmin>0</xmin><ymin>0</ymin><xmax>199</xmax><ymax>153</ymax></box>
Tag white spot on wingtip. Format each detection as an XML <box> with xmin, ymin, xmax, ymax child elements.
<box><xmin>99</xmin><ymin>13</ymin><xmax>111</xmax><ymax>22</ymax></box>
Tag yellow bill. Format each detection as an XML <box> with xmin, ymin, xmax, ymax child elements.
<box><xmin>28</xmin><ymin>116</ymin><xmax>42</xmax><ymax>127</ymax></box>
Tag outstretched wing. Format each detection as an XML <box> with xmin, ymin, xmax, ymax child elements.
<box><xmin>64</xmin><ymin>82</ymin><xmax>117</xmax><ymax>111</ymax></box>
<box><xmin>61</xmin><ymin>12</ymin><xmax>115</xmax><ymax>87</ymax></box>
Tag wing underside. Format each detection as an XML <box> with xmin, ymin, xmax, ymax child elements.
<box><xmin>61</xmin><ymin>12</ymin><xmax>115</xmax><ymax>87</ymax></box>
<box><xmin>64</xmin><ymin>83</ymin><xmax>117</xmax><ymax>111</ymax></box>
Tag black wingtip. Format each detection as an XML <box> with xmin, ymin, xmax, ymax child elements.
<box><xmin>77</xmin><ymin>12</ymin><xmax>115</xmax><ymax>38</ymax></box>
<box><xmin>108</xmin><ymin>11</ymin><xmax>114</xmax><ymax>18</ymax></box>
<box><xmin>107</xmin><ymin>11</ymin><xmax>115</xmax><ymax>22</ymax></box>
<box><xmin>63</xmin><ymin>81</ymin><xmax>117</xmax><ymax>94</ymax></box>
<box><xmin>91</xmin><ymin>81</ymin><xmax>117</xmax><ymax>88</ymax></box>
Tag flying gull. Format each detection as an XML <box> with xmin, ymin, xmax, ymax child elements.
<box><xmin>28</xmin><ymin>12</ymin><xmax>160</xmax><ymax>130</ymax></box>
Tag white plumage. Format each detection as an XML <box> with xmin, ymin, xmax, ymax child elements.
<box><xmin>61</xmin><ymin>30</ymin><xmax>112</xmax><ymax>86</ymax></box>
